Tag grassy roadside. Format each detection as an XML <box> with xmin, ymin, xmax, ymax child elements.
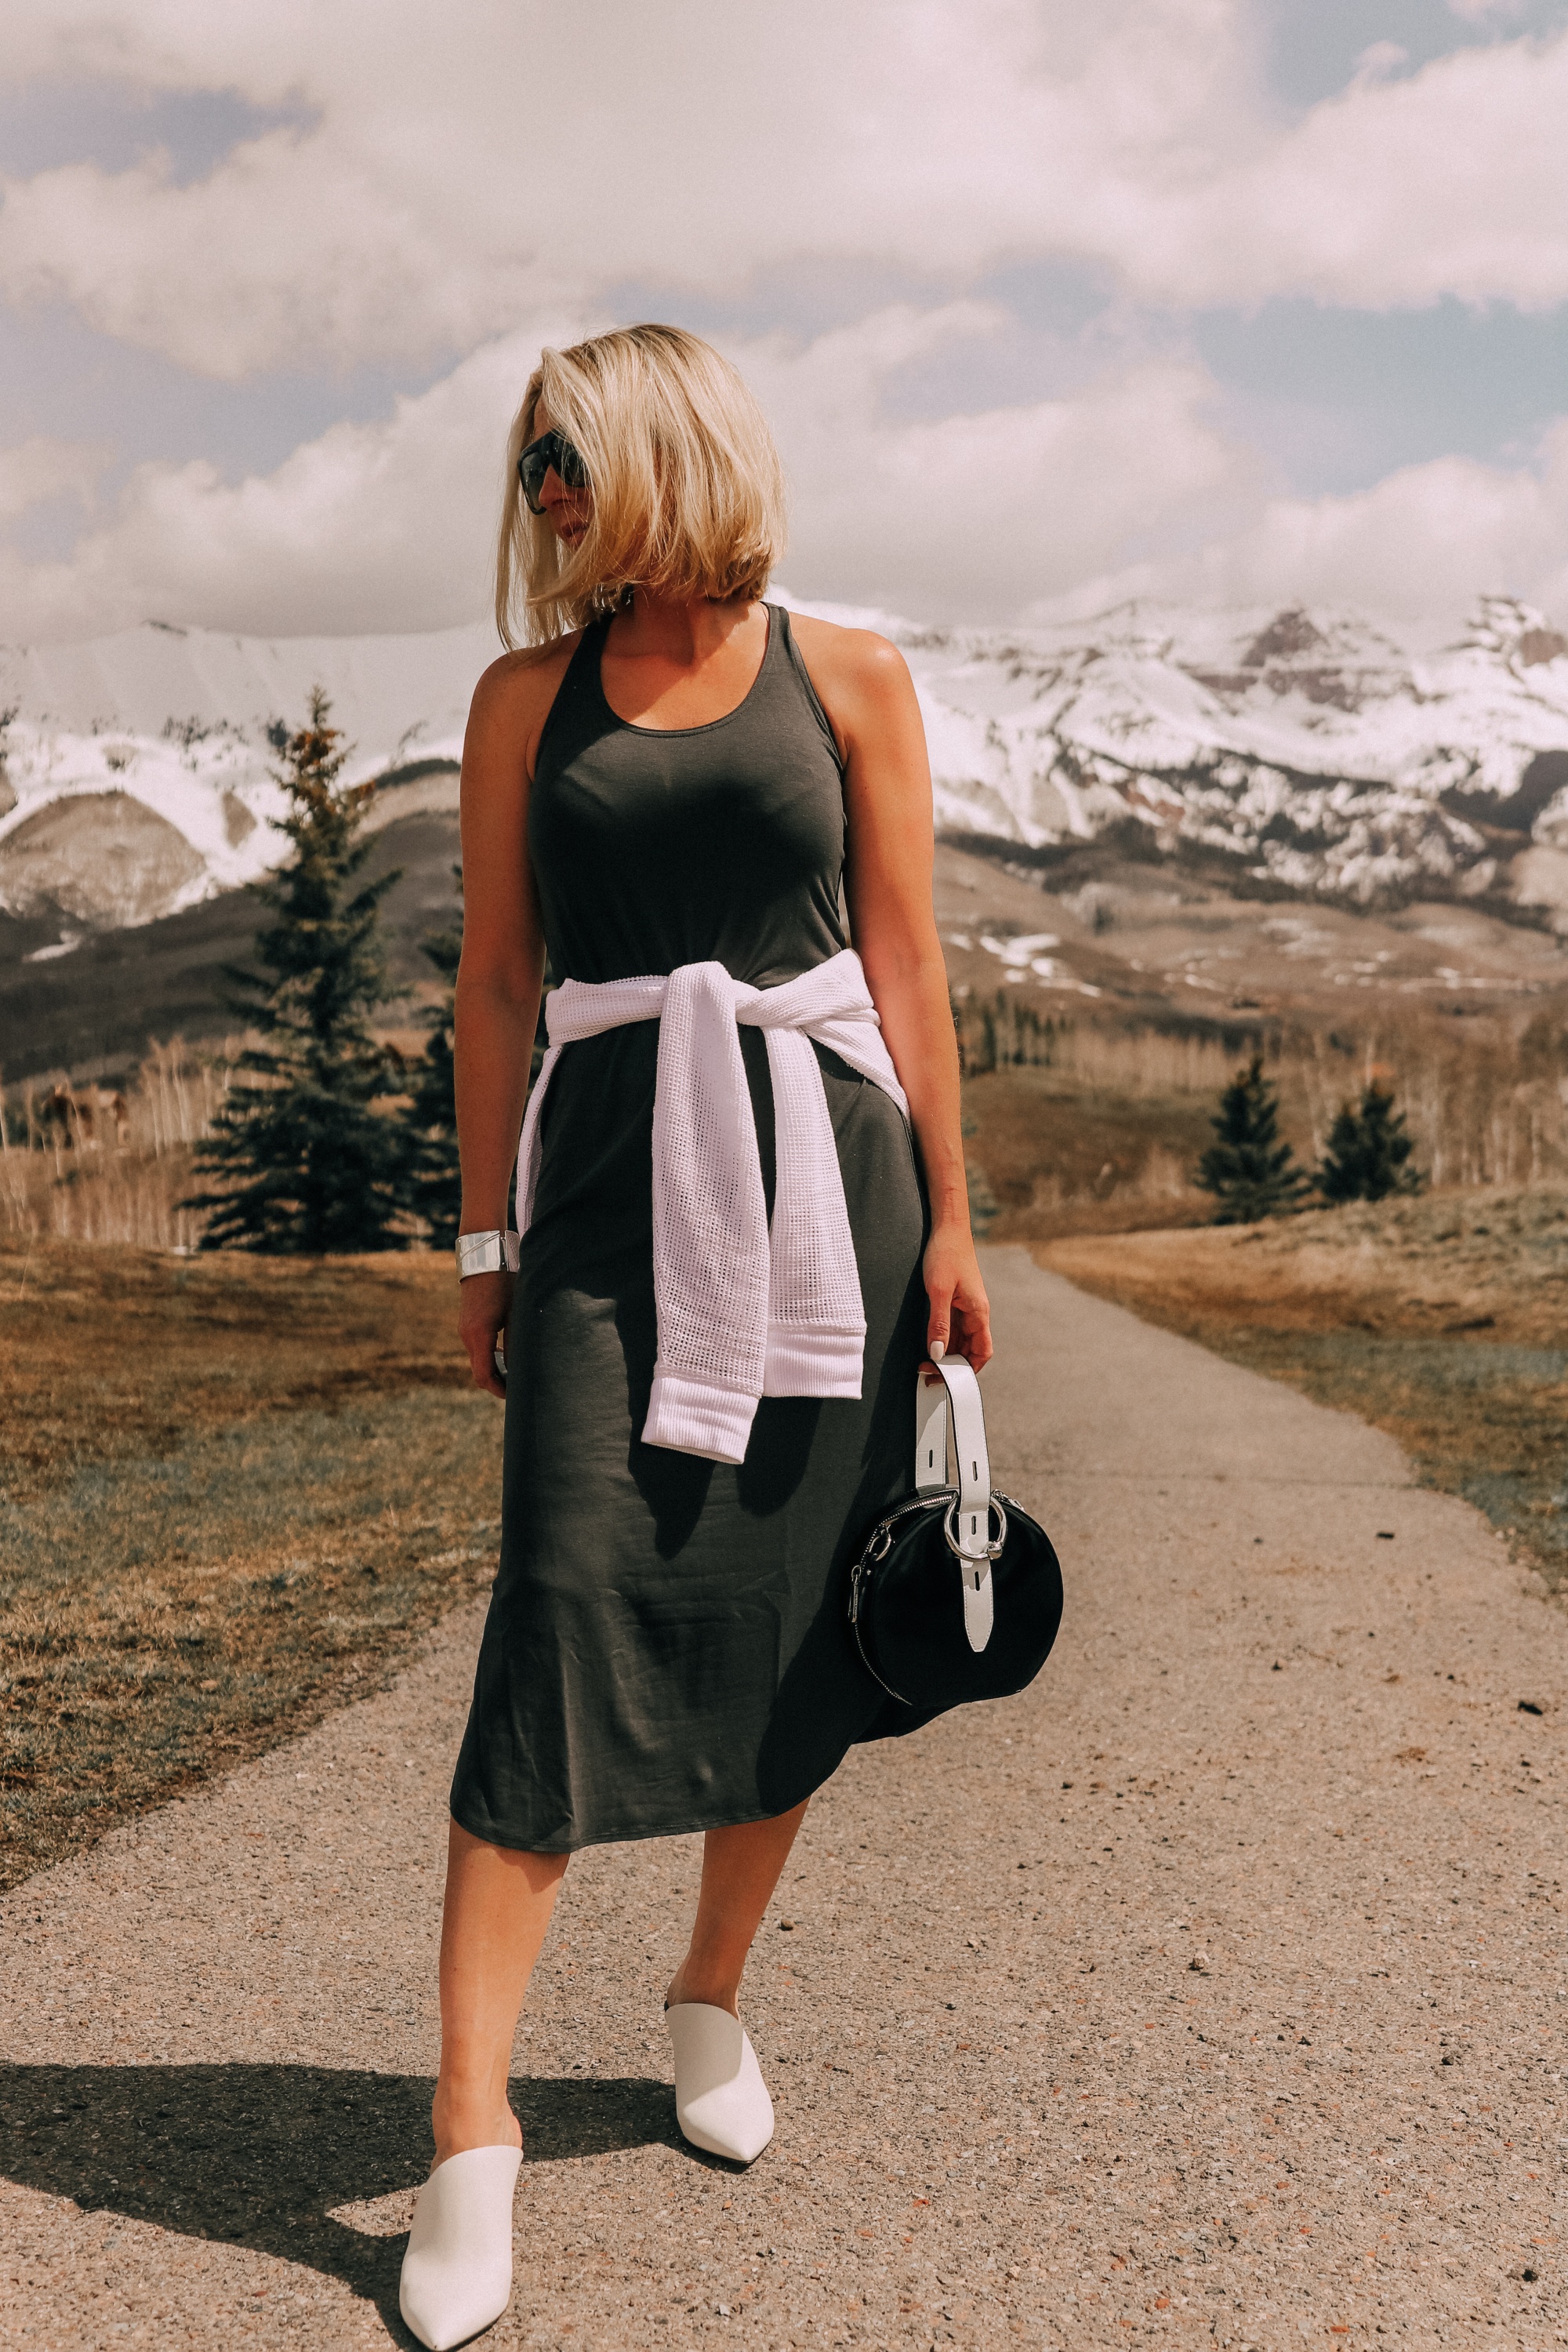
<box><xmin>960</xmin><ymin>1063</ymin><xmax>1214</xmax><ymax>1243</ymax></box>
<box><xmin>1</xmin><ymin>1241</ymin><xmax>503</xmax><ymax>1892</ymax></box>
<box><xmin>1037</xmin><ymin>1187</ymin><xmax>1568</xmax><ymax>1595</ymax></box>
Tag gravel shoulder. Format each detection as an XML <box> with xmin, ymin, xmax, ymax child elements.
<box><xmin>0</xmin><ymin>1246</ymin><xmax>1563</xmax><ymax>2351</ymax></box>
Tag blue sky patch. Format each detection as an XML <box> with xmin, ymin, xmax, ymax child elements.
<box><xmin>1259</xmin><ymin>0</ymin><xmax>1568</xmax><ymax>108</ymax></box>
<box><xmin>0</xmin><ymin>77</ymin><xmax>312</xmax><ymax>186</ymax></box>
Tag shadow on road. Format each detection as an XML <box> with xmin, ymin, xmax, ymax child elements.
<box><xmin>0</xmin><ymin>2062</ymin><xmax>677</xmax><ymax>2332</ymax></box>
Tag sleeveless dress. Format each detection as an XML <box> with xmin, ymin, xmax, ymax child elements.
<box><xmin>448</xmin><ymin>605</ymin><xmax>930</xmax><ymax>1853</ymax></box>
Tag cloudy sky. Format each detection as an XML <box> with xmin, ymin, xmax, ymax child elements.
<box><xmin>2</xmin><ymin>0</ymin><xmax>1567</xmax><ymax>644</ymax></box>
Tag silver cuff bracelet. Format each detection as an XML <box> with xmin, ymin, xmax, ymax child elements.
<box><xmin>456</xmin><ymin>1229</ymin><xmax>521</xmax><ymax>1279</ymax></box>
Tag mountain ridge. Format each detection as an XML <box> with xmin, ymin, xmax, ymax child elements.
<box><xmin>2</xmin><ymin>593</ymin><xmax>1566</xmax><ymax>939</ymax></box>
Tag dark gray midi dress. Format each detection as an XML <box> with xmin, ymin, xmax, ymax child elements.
<box><xmin>448</xmin><ymin>605</ymin><xmax>931</xmax><ymax>1853</ymax></box>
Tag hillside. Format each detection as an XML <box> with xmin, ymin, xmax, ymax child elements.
<box><xmin>0</xmin><ymin>806</ymin><xmax>463</xmax><ymax>1081</ymax></box>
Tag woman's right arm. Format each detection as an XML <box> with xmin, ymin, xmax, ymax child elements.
<box><xmin>452</xmin><ymin>652</ymin><xmax>564</xmax><ymax>1396</ymax></box>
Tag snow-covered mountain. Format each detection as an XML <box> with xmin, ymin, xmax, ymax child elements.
<box><xmin>907</xmin><ymin>593</ymin><xmax>1568</xmax><ymax>906</ymax></box>
<box><xmin>0</xmin><ymin>619</ymin><xmax>488</xmax><ymax>930</ymax></box>
<box><xmin>2</xmin><ymin>593</ymin><xmax>1566</xmax><ymax>934</ymax></box>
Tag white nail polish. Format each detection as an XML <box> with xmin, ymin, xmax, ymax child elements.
<box><xmin>929</xmin><ymin>1340</ymin><xmax>946</xmax><ymax>1361</ymax></box>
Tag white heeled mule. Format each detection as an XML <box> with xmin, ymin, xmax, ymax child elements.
<box><xmin>398</xmin><ymin>2143</ymin><xmax>522</xmax><ymax>2351</ymax></box>
<box><xmin>666</xmin><ymin>2002</ymin><xmax>775</xmax><ymax>2165</ymax></box>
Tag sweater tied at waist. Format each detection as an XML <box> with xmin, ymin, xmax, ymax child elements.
<box><xmin>515</xmin><ymin>949</ymin><xmax>909</xmax><ymax>1465</ymax></box>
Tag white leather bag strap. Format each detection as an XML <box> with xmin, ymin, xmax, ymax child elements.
<box><xmin>936</xmin><ymin>1357</ymin><xmax>991</xmax><ymax>1540</ymax></box>
<box><xmin>912</xmin><ymin>1356</ymin><xmax>996</xmax><ymax>1652</ymax></box>
<box><xmin>915</xmin><ymin>1370</ymin><xmax>949</xmax><ymax>1493</ymax></box>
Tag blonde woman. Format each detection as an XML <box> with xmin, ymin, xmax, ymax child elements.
<box><xmin>399</xmin><ymin>324</ymin><xmax>992</xmax><ymax>2350</ymax></box>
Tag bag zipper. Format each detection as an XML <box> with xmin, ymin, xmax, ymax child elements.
<box><xmin>848</xmin><ymin>1490</ymin><xmax>956</xmax><ymax>1622</ymax></box>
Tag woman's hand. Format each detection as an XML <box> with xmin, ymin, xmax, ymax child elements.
<box><xmin>459</xmin><ymin>1270</ymin><xmax>514</xmax><ymax>1399</ymax></box>
<box><xmin>923</xmin><ymin>1224</ymin><xmax>993</xmax><ymax>1372</ymax></box>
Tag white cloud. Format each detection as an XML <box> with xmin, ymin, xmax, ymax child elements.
<box><xmin>0</xmin><ymin>140</ymin><xmax>520</xmax><ymax>379</ymax></box>
<box><xmin>1031</xmin><ymin>424</ymin><xmax>1568</xmax><ymax>632</ymax></box>
<box><xmin>0</xmin><ymin>321</ymin><xmax>578</xmax><ymax>640</ymax></box>
<box><xmin>1144</xmin><ymin>31</ymin><xmax>1568</xmax><ymax>310</ymax></box>
<box><xmin>3</xmin><ymin>294</ymin><xmax>1567</xmax><ymax>647</ymax></box>
<box><xmin>1217</xmin><ymin>431</ymin><xmax>1568</xmax><ymax>623</ymax></box>
<box><xmin>745</xmin><ymin>312</ymin><xmax>1255</xmax><ymax>619</ymax></box>
<box><xmin>1</xmin><ymin>1</ymin><xmax>1566</xmax><ymax>646</ymax></box>
<box><xmin>0</xmin><ymin>0</ymin><xmax>1113</xmax><ymax>376</ymax></box>
<box><xmin>0</xmin><ymin>434</ymin><xmax>105</xmax><ymax>520</ymax></box>
<box><xmin>1350</xmin><ymin>42</ymin><xmax>1410</xmax><ymax>87</ymax></box>
<box><xmin>2</xmin><ymin>0</ymin><xmax>1566</xmax><ymax>385</ymax></box>
<box><xmin>0</xmin><ymin>306</ymin><xmax>1262</xmax><ymax>639</ymax></box>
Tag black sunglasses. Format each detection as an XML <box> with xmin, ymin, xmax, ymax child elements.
<box><xmin>517</xmin><ymin>429</ymin><xmax>589</xmax><ymax>514</ymax></box>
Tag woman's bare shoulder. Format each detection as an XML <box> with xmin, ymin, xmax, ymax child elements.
<box><xmin>787</xmin><ymin>608</ymin><xmax>906</xmax><ymax>672</ymax></box>
<box><xmin>468</xmin><ymin>632</ymin><xmax>583</xmax><ymax>731</ymax></box>
<box><xmin>785</xmin><ymin>610</ymin><xmax>915</xmax><ymax>728</ymax></box>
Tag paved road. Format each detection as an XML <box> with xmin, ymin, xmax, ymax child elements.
<box><xmin>1</xmin><ymin>1249</ymin><xmax>1563</xmax><ymax>2351</ymax></box>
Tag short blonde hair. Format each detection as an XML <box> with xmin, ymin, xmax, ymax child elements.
<box><xmin>494</xmin><ymin>324</ymin><xmax>787</xmax><ymax>650</ymax></box>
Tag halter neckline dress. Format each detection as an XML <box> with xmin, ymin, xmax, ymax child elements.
<box><xmin>448</xmin><ymin>604</ymin><xmax>931</xmax><ymax>1853</ymax></box>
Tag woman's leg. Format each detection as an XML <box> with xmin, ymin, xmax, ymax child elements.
<box><xmin>665</xmin><ymin>1801</ymin><xmax>808</xmax><ymax>2016</ymax></box>
<box><xmin>432</xmin><ymin>1820</ymin><xmax>569</xmax><ymax>2163</ymax></box>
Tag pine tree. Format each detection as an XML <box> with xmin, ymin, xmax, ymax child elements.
<box><xmin>396</xmin><ymin>875</ymin><xmax>463</xmax><ymax>1249</ymax></box>
<box><xmin>185</xmin><ymin>690</ymin><xmax>405</xmax><ymax>1252</ymax></box>
<box><xmin>1196</xmin><ymin>1054</ymin><xmax>1312</xmax><ymax>1224</ymax></box>
<box><xmin>1317</xmin><ymin>1080</ymin><xmax>1422</xmax><ymax>1204</ymax></box>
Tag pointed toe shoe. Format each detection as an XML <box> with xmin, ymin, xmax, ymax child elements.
<box><xmin>398</xmin><ymin>2143</ymin><xmax>521</xmax><ymax>2350</ymax></box>
<box><xmin>666</xmin><ymin>2001</ymin><xmax>775</xmax><ymax>2165</ymax></box>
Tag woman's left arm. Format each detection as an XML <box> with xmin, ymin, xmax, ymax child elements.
<box><xmin>795</xmin><ymin>618</ymin><xmax>992</xmax><ymax>1372</ymax></box>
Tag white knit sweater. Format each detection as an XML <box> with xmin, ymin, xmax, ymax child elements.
<box><xmin>515</xmin><ymin>949</ymin><xmax>910</xmax><ymax>1465</ymax></box>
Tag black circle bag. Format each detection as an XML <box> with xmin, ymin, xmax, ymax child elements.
<box><xmin>848</xmin><ymin>1356</ymin><xmax>1062</xmax><ymax>1722</ymax></box>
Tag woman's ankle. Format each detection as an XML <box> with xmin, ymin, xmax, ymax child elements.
<box><xmin>431</xmin><ymin>2085</ymin><xmax>522</xmax><ymax>2165</ymax></box>
<box><xmin>665</xmin><ymin>1960</ymin><xmax>740</xmax><ymax>2016</ymax></box>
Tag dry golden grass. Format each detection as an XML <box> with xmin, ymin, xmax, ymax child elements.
<box><xmin>1039</xmin><ymin>1188</ymin><xmax>1568</xmax><ymax>1593</ymax></box>
<box><xmin>962</xmin><ymin>1064</ymin><xmax>1214</xmax><ymax>1243</ymax></box>
<box><xmin>0</xmin><ymin>1240</ymin><xmax>501</xmax><ymax>1891</ymax></box>
<box><xmin>955</xmin><ymin>990</ymin><xmax>1568</xmax><ymax>1235</ymax></box>
<box><xmin>0</xmin><ymin>1040</ymin><xmax>231</xmax><ymax>1253</ymax></box>
<box><xmin>0</xmin><ymin>1236</ymin><xmax>472</xmax><ymax>1495</ymax></box>
<box><xmin>0</xmin><ymin>1033</ymin><xmax>430</xmax><ymax>1256</ymax></box>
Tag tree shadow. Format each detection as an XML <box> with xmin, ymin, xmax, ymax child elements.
<box><xmin>0</xmin><ymin>2061</ymin><xmax>677</xmax><ymax>2338</ymax></box>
